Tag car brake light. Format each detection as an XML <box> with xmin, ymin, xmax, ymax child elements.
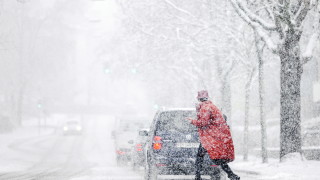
<box><xmin>154</xmin><ymin>136</ymin><xmax>162</xmax><ymax>141</ymax></box>
<box><xmin>136</xmin><ymin>144</ymin><xmax>143</xmax><ymax>151</ymax></box>
<box><xmin>116</xmin><ymin>150</ymin><xmax>126</xmax><ymax>155</ymax></box>
<box><xmin>153</xmin><ymin>136</ymin><xmax>162</xmax><ymax>150</ymax></box>
<box><xmin>153</xmin><ymin>143</ymin><xmax>162</xmax><ymax>150</ymax></box>
<box><xmin>156</xmin><ymin>163</ymin><xmax>167</xmax><ymax>167</ymax></box>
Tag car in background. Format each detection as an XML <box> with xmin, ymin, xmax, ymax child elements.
<box><xmin>114</xmin><ymin>129</ymin><xmax>137</xmax><ymax>166</ymax></box>
<box><xmin>112</xmin><ymin>117</ymin><xmax>149</xmax><ymax>166</ymax></box>
<box><xmin>144</xmin><ymin>108</ymin><xmax>221</xmax><ymax>180</ymax></box>
<box><xmin>63</xmin><ymin>120</ymin><xmax>83</xmax><ymax>135</ymax></box>
<box><xmin>130</xmin><ymin>128</ymin><xmax>149</xmax><ymax>170</ymax></box>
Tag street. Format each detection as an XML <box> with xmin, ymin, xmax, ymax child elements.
<box><xmin>0</xmin><ymin>116</ymin><xmax>141</xmax><ymax>180</ymax></box>
<box><xmin>0</xmin><ymin>115</ymin><xmax>261</xmax><ymax>180</ymax></box>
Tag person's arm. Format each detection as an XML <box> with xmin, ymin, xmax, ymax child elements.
<box><xmin>191</xmin><ymin>107</ymin><xmax>212</xmax><ymax>128</ymax></box>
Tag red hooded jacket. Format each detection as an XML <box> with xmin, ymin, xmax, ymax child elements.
<box><xmin>191</xmin><ymin>101</ymin><xmax>235</xmax><ymax>161</ymax></box>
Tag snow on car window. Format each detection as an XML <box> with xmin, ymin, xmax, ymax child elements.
<box><xmin>157</xmin><ymin>111</ymin><xmax>197</xmax><ymax>133</ymax></box>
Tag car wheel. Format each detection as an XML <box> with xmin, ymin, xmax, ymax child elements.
<box><xmin>116</xmin><ymin>156</ymin><xmax>124</xmax><ymax>167</ymax></box>
<box><xmin>209</xmin><ymin>167</ymin><xmax>222</xmax><ymax>180</ymax></box>
<box><xmin>210</xmin><ymin>174</ymin><xmax>221</xmax><ymax>180</ymax></box>
<box><xmin>132</xmin><ymin>161</ymin><xmax>137</xmax><ymax>171</ymax></box>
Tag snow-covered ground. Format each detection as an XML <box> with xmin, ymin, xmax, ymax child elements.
<box><xmin>0</xmin><ymin>114</ymin><xmax>143</xmax><ymax>180</ymax></box>
<box><xmin>231</xmin><ymin>154</ymin><xmax>320</xmax><ymax>180</ymax></box>
<box><xmin>1</xmin><ymin>114</ymin><xmax>319</xmax><ymax>180</ymax></box>
<box><xmin>0</xmin><ymin>117</ymin><xmax>58</xmax><ymax>173</ymax></box>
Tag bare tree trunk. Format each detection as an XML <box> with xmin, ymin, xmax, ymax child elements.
<box><xmin>215</xmin><ymin>55</ymin><xmax>233</xmax><ymax>123</ymax></box>
<box><xmin>243</xmin><ymin>69</ymin><xmax>254</xmax><ymax>161</ymax></box>
<box><xmin>279</xmin><ymin>31</ymin><xmax>302</xmax><ymax>161</ymax></box>
<box><xmin>229</xmin><ymin>0</ymin><xmax>313</xmax><ymax>162</ymax></box>
<box><xmin>207</xmin><ymin>0</ymin><xmax>233</xmax><ymax>127</ymax></box>
<box><xmin>255</xmin><ymin>32</ymin><xmax>268</xmax><ymax>163</ymax></box>
<box><xmin>221</xmin><ymin>77</ymin><xmax>232</xmax><ymax>122</ymax></box>
<box><xmin>16</xmin><ymin>83</ymin><xmax>25</xmax><ymax>126</ymax></box>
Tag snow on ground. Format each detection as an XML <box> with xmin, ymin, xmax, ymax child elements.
<box><xmin>0</xmin><ymin>116</ymin><xmax>58</xmax><ymax>173</ymax></box>
<box><xmin>1</xmin><ymin>115</ymin><xmax>320</xmax><ymax>179</ymax></box>
<box><xmin>231</xmin><ymin>154</ymin><xmax>320</xmax><ymax>180</ymax></box>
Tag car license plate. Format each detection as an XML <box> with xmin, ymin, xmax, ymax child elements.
<box><xmin>176</xmin><ymin>143</ymin><xmax>199</xmax><ymax>148</ymax></box>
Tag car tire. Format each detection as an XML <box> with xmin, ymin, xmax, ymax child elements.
<box><xmin>210</xmin><ymin>174</ymin><xmax>221</xmax><ymax>180</ymax></box>
<box><xmin>116</xmin><ymin>156</ymin><xmax>124</xmax><ymax>167</ymax></box>
<box><xmin>209</xmin><ymin>167</ymin><xmax>222</xmax><ymax>180</ymax></box>
<box><xmin>132</xmin><ymin>161</ymin><xmax>137</xmax><ymax>171</ymax></box>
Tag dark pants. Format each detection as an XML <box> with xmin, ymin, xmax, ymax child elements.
<box><xmin>195</xmin><ymin>143</ymin><xmax>236</xmax><ymax>179</ymax></box>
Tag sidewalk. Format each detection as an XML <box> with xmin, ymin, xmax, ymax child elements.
<box><xmin>230</xmin><ymin>154</ymin><xmax>320</xmax><ymax>180</ymax></box>
<box><xmin>0</xmin><ymin>116</ymin><xmax>60</xmax><ymax>172</ymax></box>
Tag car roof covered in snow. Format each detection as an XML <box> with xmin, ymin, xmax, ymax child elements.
<box><xmin>159</xmin><ymin>108</ymin><xmax>195</xmax><ymax>112</ymax></box>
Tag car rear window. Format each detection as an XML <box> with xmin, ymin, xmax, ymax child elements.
<box><xmin>156</xmin><ymin>111</ymin><xmax>197</xmax><ymax>133</ymax></box>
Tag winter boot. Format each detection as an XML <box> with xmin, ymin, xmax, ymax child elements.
<box><xmin>228</xmin><ymin>174</ymin><xmax>240</xmax><ymax>180</ymax></box>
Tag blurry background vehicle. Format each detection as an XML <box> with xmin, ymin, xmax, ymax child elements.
<box><xmin>112</xmin><ymin>116</ymin><xmax>149</xmax><ymax>166</ymax></box>
<box><xmin>144</xmin><ymin>108</ymin><xmax>221</xmax><ymax>180</ymax></box>
<box><xmin>130</xmin><ymin>128</ymin><xmax>149</xmax><ymax>170</ymax></box>
<box><xmin>63</xmin><ymin>120</ymin><xmax>83</xmax><ymax>136</ymax></box>
<box><xmin>114</xmin><ymin>130</ymin><xmax>136</xmax><ymax>166</ymax></box>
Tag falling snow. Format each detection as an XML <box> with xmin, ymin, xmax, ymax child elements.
<box><xmin>0</xmin><ymin>0</ymin><xmax>319</xmax><ymax>180</ymax></box>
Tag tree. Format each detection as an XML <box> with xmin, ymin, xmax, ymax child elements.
<box><xmin>230</xmin><ymin>0</ymin><xmax>320</xmax><ymax>160</ymax></box>
<box><xmin>0</xmin><ymin>0</ymin><xmax>81</xmax><ymax>126</ymax></box>
<box><xmin>117</xmin><ymin>0</ymin><xmax>248</xmax><ymax>122</ymax></box>
<box><xmin>255</xmin><ymin>32</ymin><xmax>268</xmax><ymax>163</ymax></box>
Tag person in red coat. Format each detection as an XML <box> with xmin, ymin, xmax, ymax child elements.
<box><xmin>187</xmin><ymin>90</ymin><xmax>240</xmax><ymax>180</ymax></box>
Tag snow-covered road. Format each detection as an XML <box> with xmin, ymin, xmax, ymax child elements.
<box><xmin>0</xmin><ymin>115</ymin><xmax>142</xmax><ymax>180</ymax></box>
<box><xmin>0</xmin><ymin>115</ymin><xmax>262</xmax><ymax>180</ymax></box>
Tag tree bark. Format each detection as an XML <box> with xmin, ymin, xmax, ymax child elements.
<box><xmin>221</xmin><ymin>78</ymin><xmax>232</xmax><ymax>125</ymax></box>
<box><xmin>279</xmin><ymin>30</ymin><xmax>302</xmax><ymax>160</ymax></box>
<box><xmin>16</xmin><ymin>84</ymin><xmax>25</xmax><ymax>126</ymax></box>
<box><xmin>255</xmin><ymin>32</ymin><xmax>268</xmax><ymax>163</ymax></box>
<box><xmin>243</xmin><ymin>69</ymin><xmax>254</xmax><ymax>161</ymax></box>
<box><xmin>215</xmin><ymin>55</ymin><xmax>233</xmax><ymax>128</ymax></box>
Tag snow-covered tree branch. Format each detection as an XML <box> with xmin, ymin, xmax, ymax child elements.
<box><xmin>230</xmin><ymin>0</ymin><xmax>320</xmax><ymax>160</ymax></box>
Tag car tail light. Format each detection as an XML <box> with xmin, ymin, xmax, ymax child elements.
<box><xmin>153</xmin><ymin>136</ymin><xmax>162</xmax><ymax>150</ymax></box>
<box><xmin>136</xmin><ymin>144</ymin><xmax>143</xmax><ymax>151</ymax></box>
<box><xmin>116</xmin><ymin>150</ymin><xmax>126</xmax><ymax>155</ymax></box>
<box><xmin>156</xmin><ymin>163</ymin><xmax>167</xmax><ymax>167</ymax></box>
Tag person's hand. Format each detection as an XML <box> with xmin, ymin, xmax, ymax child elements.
<box><xmin>185</xmin><ymin>117</ymin><xmax>193</xmax><ymax>122</ymax></box>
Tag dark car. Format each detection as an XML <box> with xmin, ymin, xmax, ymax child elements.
<box><xmin>63</xmin><ymin>121</ymin><xmax>83</xmax><ymax>135</ymax></box>
<box><xmin>131</xmin><ymin>129</ymin><xmax>149</xmax><ymax>170</ymax></box>
<box><xmin>144</xmin><ymin>108</ymin><xmax>221</xmax><ymax>180</ymax></box>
